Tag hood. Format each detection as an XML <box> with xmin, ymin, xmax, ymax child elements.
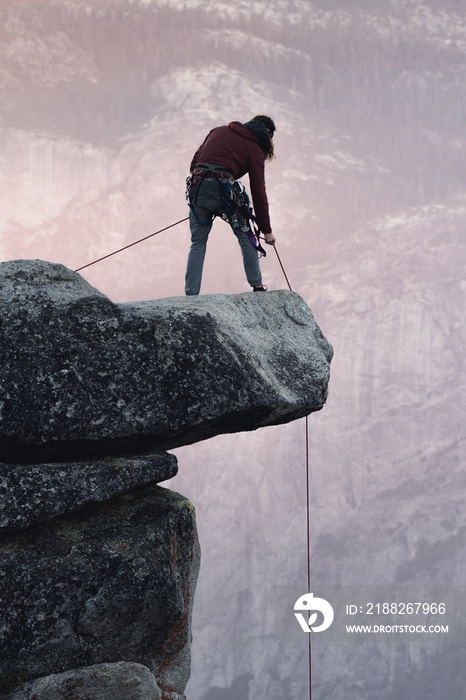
<box><xmin>242</xmin><ymin>119</ymin><xmax>271</xmax><ymax>155</ymax></box>
<box><xmin>228</xmin><ymin>121</ymin><xmax>258</xmax><ymax>139</ymax></box>
<box><xmin>228</xmin><ymin>120</ymin><xmax>270</xmax><ymax>154</ymax></box>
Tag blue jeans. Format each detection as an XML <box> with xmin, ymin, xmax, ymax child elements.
<box><xmin>185</xmin><ymin>178</ymin><xmax>262</xmax><ymax>295</ymax></box>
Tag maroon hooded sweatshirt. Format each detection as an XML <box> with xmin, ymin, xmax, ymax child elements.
<box><xmin>190</xmin><ymin>121</ymin><xmax>272</xmax><ymax>234</ymax></box>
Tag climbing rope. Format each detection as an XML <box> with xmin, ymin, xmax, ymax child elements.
<box><xmin>305</xmin><ymin>412</ymin><xmax>312</xmax><ymax>700</ymax></box>
<box><xmin>273</xmin><ymin>245</ymin><xmax>293</xmax><ymax>293</ymax></box>
<box><xmin>273</xmin><ymin>248</ymin><xmax>313</xmax><ymax>700</ymax></box>
<box><xmin>74</xmin><ymin>217</ymin><xmax>189</xmax><ymax>272</ymax></box>
<box><xmin>73</xmin><ymin>217</ymin><xmax>313</xmax><ymax>699</ymax></box>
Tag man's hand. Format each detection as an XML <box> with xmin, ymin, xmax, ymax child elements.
<box><xmin>264</xmin><ymin>232</ymin><xmax>276</xmax><ymax>246</ymax></box>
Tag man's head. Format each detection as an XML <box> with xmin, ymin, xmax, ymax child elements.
<box><xmin>252</xmin><ymin>115</ymin><xmax>276</xmax><ymax>138</ymax></box>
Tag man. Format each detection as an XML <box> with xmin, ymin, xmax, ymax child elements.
<box><xmin>184</xmin><ymin>115</ymin><xmax>276</xmax><ymax>295</ymax></box>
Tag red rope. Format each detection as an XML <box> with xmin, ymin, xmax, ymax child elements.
<box><xmin>272</xmin><ymin>244</ymin><xmax>293</xmax><ymax>292</ymax></box>
<box><xmin>74</xmin><ymin>216</ymin><xmax>189</xmax><ymax>273</ymax></box>
<box><xmin>271</xmin><ymin>243</ymin><xmax>312</xmax><ymax>700</ymax></box>
<box><xmin>306</xmin><ymin>414</ymin><xmax>312</xmax><ymax>700</ymax></box>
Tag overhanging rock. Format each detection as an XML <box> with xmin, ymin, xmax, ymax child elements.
<box><xmin>0</xmin><ymin>260</ymin><xmax>333</xmax><ymax>462</ymax></box>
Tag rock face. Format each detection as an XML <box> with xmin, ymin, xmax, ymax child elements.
<box><xmin>0</xmin><ymin>260</ymin><xmax>332</xmax><ymax>699</ymax></box>
<box><xmin>0</xmin><ymin>260</ymin><xmax>332</xmax><ymax>463</ymax></box>
<box><xmin>0</xmin><ymin>452</ymin><xmax>177</xmax><ymax>529</ymax></box>
<box><xmin>0</xmin><ymin>484</ymin><xmax>199</xmax><ymax>699</ymax></box>
<box><xmin>9</xmin><ymin>662</ymin><xmax>162</xmax><ymax>700</ymax></box>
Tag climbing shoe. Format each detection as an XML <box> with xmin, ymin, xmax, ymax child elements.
<box><xmin>253</xmin><ymin>285</ymin><xmax>268</xmax><ymax>292</ymax></box>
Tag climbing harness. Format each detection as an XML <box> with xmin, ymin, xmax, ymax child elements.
<box><xmin>186</xmin><ymin>163</ymin><xmax>267</xmax><ymax>257</ymax></box>
<box><xmin>73</xmin><ymin>217</ymin><xmax>314</xmax><ymax>699</ymax></box>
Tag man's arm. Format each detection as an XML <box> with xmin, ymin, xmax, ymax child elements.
<box><xmin>248</xmin><ymin>149</ymin><xmax>273</xmax><ymax>236</ymax></box>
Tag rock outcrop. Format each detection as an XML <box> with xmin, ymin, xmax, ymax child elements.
<box><xmin>0</xmin><ymin>452</ymin><xmax>177</xmax><ymax>529</ymax></box>
<box><xmin>0</xmin><ymin>260</ymin><xmax>332</xmax><ymax>699</ymax></box>
<box><xmin>0</xmin><ymin>260</ymin><xmax>332</xmax><ymax>463</ymax></box>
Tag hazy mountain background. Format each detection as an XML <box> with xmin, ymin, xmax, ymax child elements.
<box><xmin>1</xmin><ymin>1</ymin><xmax>465</xmax><ymax>698</ymax></box>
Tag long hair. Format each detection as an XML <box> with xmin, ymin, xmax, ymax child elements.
<box><xmin>252</xmin><ymin>115</ymin><xmax>275</xmax><ymax>161</ymax></box>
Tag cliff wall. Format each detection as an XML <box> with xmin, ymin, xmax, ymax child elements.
<box><xmin>0</xmin><ymin>260</ymin><xmax>332</xmax><ymax>699</ymax></box>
